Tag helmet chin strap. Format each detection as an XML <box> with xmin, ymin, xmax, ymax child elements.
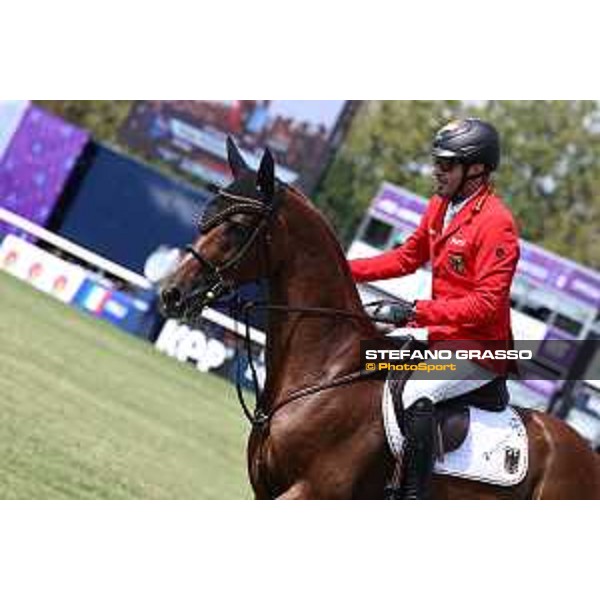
<box><xmin>451</xmin><ymin>164</ymin><xmax>488</xmax><ymax>203</ymax></box>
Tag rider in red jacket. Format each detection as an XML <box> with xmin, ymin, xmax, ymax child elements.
<box><xmin>351</xmin><ymin>184</ymin><xmax>519</xmax><ymax>343</ymax></box>
<box><xmin>350</xmin><ymin>130</ymin><xmax>519</xmax><ymax>344</ymax></box>
<box><xmin>349</xmin><ymin>118</ymin><xmax>520</xmax><ymax>499</ymax></box>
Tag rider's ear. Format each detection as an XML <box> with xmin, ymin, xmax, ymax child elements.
<box><xmin>227</xmin><ymin>136</ymin><xmax>249</xmax><ymax>179</ymax></box>
<box><xmin>257</xmin><ymin>148</ymin><xmax>275</xmax><ymax>201</ymax></box>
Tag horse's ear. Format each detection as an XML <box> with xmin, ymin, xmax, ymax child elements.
<box><xmin>226</xmin><ymin>136</ymin><xmax>249</xmax><ymax>179</ymax></box>
<box><xmin>256</xmin><ymin>148</ymin><xmax>275</xmax><ymax>201</ymax></box>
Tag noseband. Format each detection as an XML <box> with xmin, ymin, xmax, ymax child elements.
<box><xmin>183</xmin><ymin>188</ymin><xmax>279</xmax><ymax>310</ymax></box>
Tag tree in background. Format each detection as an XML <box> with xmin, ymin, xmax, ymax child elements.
<box><xmin>36</xmin><ymin>100</ymin><xmax>600</xmax><ymax>269</ymax></box>
<box><xmin>36</xmin><ymin>100</ymin><xmax>133</xmax><ymax>147</ymax></box>
<box><xmin>316</xmin><ymin>100</ymin><xmax>600</xmax><ymax>269</ymax></box>
<box><xmin>480</xmin><ymin>101</ymin><xmax>600</xmax><ymax>269</ymax></box>
<box><xmin>314</xmin><ymin>101</ymin><xmax>460</xmax><ymax>242</ymax></box>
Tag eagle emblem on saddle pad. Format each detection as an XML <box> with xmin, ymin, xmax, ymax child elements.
<box><xmin>382</xmin><ymin>381</ymin><xmax>529</xmax><ymax>487</ymax></box>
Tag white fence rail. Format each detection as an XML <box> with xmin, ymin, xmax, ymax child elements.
<box><xmin>0</xmin><ymin>206</ymin><xmax>152</xmax><ymax>290</ymax></box>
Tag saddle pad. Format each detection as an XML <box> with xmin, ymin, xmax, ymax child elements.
<box><xmin>383</xmin><ymin>381</ymin><xmax>529</xmax><ymax>487</ymax></box>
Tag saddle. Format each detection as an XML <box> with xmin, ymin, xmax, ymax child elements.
<box><xmin>384</xmin><ymin>334</ymin><xmax>510</xmax><ymax>458</ymax></box>
<box><xmin>390</xmin><ymin>376</ymin><xmax>510</xmax><ymax>458</ymax></box>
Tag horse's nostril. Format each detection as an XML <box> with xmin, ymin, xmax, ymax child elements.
<box><xmin>161</xmin><ymin>286</ymin><xmax>182</xmax><ymax>309</ymax></box>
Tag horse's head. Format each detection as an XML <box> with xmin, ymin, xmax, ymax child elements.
<box><xmin>159</xmin><ymin>137</ymin><xmax>282</xmax><ymax>321</ymax></box>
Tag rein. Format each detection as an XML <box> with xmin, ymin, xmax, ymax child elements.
<box><xmin>181</xmin><ymin>185</ymin><xmax>410</xmax><ymax>428</ymax></box>
<box><xmin>230</xmin><ymin>300</ymin><xmax>409</xmax><ymax>428</ymax></box>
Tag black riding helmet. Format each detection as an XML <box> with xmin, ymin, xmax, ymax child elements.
<box><xmin>432</xmin><ymin>118</ymin><xmax>500</xmax><ymax>172</ymax></box>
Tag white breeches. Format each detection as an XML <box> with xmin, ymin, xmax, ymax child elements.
<box><xmin>402</xmin><ymin>357</ymin><xmax>495</xmax><ymax>410</ymax></box>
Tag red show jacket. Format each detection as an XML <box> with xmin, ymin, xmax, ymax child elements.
<box><xmin>350</xmin><ymin>185</ymin><xmax>520</xmax><ymax>347</ymax></box>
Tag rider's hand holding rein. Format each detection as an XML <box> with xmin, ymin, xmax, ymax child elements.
<box><xmin>369</xmin><ymin>300</ymin><xmax>416</xmax><ymax>327</ymax></box>
<box><xmin>349</xmin><ymin>118</ymin><xmax>520</xmax><ymax>360</ymax></box>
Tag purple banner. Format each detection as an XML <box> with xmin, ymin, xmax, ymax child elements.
<box><xmin>519</xmin><ymin>243</ymin><xmax>600</xmax><ymax>308</ymax></box>
<box><xmin>566</xmin><ymin>271</ymin><xmax>600</xmax><ymax>307</ymax></box>
<box><xmin>373</xmin><ymin>183</ymin><xmax>427</xmax><ymax>223</ymax></box>
<box><xmin>0</xmin><ymin>104</ymin><xmax>89</xmax><ymax>236</ymax></box>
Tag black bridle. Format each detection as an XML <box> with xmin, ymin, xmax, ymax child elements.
<box><xmin>180</xmin><ymin>186</ymin><xmax>280</xmax><ymax>426</ymax></box>
<box><xmin>182</xmin><ymin>188</ymin><xmax>278</xmax><ymax>313</ymax></box>
<box><xmin>181</xmin><ymin>185</ymin><xmax>412</xmax><ymax>428</ymax></box>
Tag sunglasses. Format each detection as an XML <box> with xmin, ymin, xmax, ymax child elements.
<box><xmin>434</xmin><ymin>158</ymin><xmax>460</xmax><ymax>173</ymax></box>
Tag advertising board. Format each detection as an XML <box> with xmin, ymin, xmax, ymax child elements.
<box><xmin>120</xmin><ymin>100</ymin><xmax>357</xmax><ymax>192</ymax></box>
<box><xmin>155</xmin><ymin>315</ymin><xmax>266</xmax><ymax>388</ymax></box>
<box><xmin>71</xmin><ymin>279</ymin><xmax>158</xmax><ymax>339</ymax></box>
<box><xmin>0</xmin><ymin>234</ymin><xmax>86</xmax><ymax>302</ymax></box>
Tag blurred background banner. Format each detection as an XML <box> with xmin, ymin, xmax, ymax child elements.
<box><xmin>0</xmin><ymin>102</ymin><xmax>89</xmax><ymax>235</ymax></box>
<box><xmin>119</xmin><ymin>100</ymin><xmax>360</xmax><ymax>193</ymax></box>
<box><xmin>54</xmin><ymin>144</ymin><xmax>209</xmax><ymax>275</ymax></box>
<box><xmin>0</xmin><ymin>100</ymin><xmax>29</xmax><ymax>160</ymax></box>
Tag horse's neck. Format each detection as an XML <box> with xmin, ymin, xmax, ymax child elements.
<box><xmin>263</xmin><ymin>192</ymin><xmax>375</xmax><ymax>403</ymax></box>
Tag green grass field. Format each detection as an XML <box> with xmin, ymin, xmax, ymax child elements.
<box><xmin>0</xmin><ymin>271</ymin><xmax>252</xmax><ymax>499</ymax></box>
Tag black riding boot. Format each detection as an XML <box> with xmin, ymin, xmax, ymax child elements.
<box><xmin>402</xmin><ymin>398</ymin><xmax>436</xmax><ymax>500</ymax></box>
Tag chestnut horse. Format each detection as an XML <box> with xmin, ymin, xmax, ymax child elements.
<box><xmin>160</xmin><ymin>139</ymin><xmax>600</xmax><ymax>499</ymax></box>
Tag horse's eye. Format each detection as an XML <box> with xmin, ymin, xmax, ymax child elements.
<box><xmin>226</xmin><ymin>220</ymin><xmax>248</xmax><ymax>241</ymax></box>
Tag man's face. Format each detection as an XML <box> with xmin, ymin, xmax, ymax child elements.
<box><xmin>433</xmin><ymin>158</ymin><xmax>465</xmax><ymax>199</ymax></box>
